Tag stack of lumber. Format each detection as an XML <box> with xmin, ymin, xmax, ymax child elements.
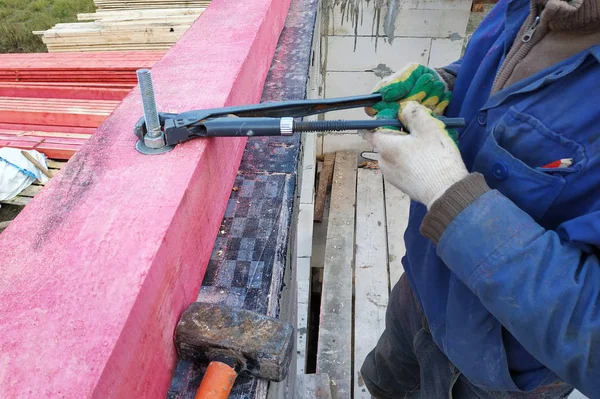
<box><xmin>36</xmin><ymin>5</ymin><xmax>208</xmax><ymax>52</ymax></box>
<box><xmin>0</xmin><ymin>51</ymin><xmax>162</xmax><ymax>83</ymax></box>
<box><xmin>94</xmin><ymin>0</ymin><xmax>210</xmax><ymax>10</ymax></box>
<box><xmin>0</xmin><ymin>52</ymin><xmax>162</xmax><ymax>160</ymax></box>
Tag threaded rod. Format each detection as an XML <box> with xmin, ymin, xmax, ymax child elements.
<box><xmin>293</xmin><ymin>117</ymin><xmax>464</xmax><ymax>133</ymax></box>
<box><xmin>293</xmin><ymin>119</ymin><xmax>405</xmax><ymax>132</ymax></box>
<box><xmin>136</xmin><ymin>69</ymin><xmax>162</xmax><ymax>138</ymax></box>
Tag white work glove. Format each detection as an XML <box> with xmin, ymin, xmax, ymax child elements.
<box><xmin>364</xmin><ymin>101</ymin><xmax>468</xmax><ymax>209</ymax></box>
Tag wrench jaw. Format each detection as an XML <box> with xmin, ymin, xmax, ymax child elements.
<box><xmin>133</xmin><ymin>114</ymin><xmax>176</xmax><ymax>155</ymax></box>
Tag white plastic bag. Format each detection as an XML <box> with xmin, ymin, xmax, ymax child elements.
<box><xmin>0</xmin><ymin>148</ymin><xmax>50</xmax><ymax>202</ymax></box>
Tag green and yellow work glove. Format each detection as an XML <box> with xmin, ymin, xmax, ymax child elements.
<box><xmin>365</xmin><ymin>63</ymin><xmax>453</xmax><ymax>117</ymax></box>
<box><xmin>364</xmin><ymin>101</ymin><xmax>468</xmax><ymax>209</ymax></box>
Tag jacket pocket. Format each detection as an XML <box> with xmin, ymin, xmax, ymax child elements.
<box><xmin>472</xmin><ymin>107</ymin><xmax>584</xmax><ymax>220</ymax></box>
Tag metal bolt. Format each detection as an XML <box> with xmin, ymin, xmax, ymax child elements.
<box><xmin>136</xmin><ymin>69</ymin><xmax>162</xmax><ymax>139</ymax></box>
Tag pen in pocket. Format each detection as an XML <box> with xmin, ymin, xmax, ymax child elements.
<box><xmin>541</xmin><ymin>158</ymin><xmax>573</xmax><ymax>169</ymax></box>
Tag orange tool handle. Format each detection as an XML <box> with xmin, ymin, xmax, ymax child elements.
<box><xmin>194</xmin><ymin>361</ymin><xmax>239</xmax><ymax>399</ymax></box>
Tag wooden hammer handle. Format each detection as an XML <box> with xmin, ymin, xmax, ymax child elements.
<box><xmin>20</xmin><ymin>151</ymin><xmax>52</xmax><ymax>179</ymax></box>
<box><xmin>195</xmin><ymin>361</ymin><xmax>238</xmax><ymax>399</ymax></box>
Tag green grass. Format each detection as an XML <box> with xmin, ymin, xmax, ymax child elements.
<box><xmin>0</xmin><ymin>0</ymin><xmax>95</xmax><ymax>53</ymax></box>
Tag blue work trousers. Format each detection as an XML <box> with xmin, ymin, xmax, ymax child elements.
<box><xmin>360</xmin><ymin>275</ymin><xmax>575</xmax><ymax>399</ymax></box>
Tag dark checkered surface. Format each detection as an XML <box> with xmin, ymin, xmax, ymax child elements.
<box><xmin>167</xmin><ymin>0</ymin><xmax>318</xmax><ymax>397</ymax></box>
<box><xmin>198</xmin><ymin>172</ymin><xmax>295</xmax><ymax>315</ymax></box>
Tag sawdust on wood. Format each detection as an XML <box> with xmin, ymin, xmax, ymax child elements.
<box><xmin>359</xmin><ymin>160</ymin><xmax>379</xmax><ymax>169</ymax></box>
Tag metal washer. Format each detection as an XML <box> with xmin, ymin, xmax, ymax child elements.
<box><xmin>135</xmin><ymin>141</ymin><xmax>175</xmax><ymax>155</ymax></box>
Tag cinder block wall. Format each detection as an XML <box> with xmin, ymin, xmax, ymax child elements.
<box><xmin>318</xmin><ymin>0</ymin><xmax>471</xmax><ymax>155</ymax></box>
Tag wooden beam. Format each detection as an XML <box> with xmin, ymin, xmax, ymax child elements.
<box><xmin>354</xmin><ymin>168</ymin><xmax>389</xmax><ymax>399</ymax></box>
<box><xmin>314</xmin><ymin>152</ymin><xmax>335</xmax><ymax>222</ymax></box>
<box><xmin>0</xmin><ymin>220</ymin><xmax>13</xmax><ymax>234</ymax></box>
<box><xmin>317</xmin><ymin>151</ymin><xmax>357</xmax><ymax>399</ymax></box>
<box><xmin>0</xmin><ymin>0</ymin><xmax>292</xmax><ymax>397</ymax></box>
<box><xmin>384</xmin><ymin>179</ymin><xmax>409</xmax><ymax>289</ymax></box>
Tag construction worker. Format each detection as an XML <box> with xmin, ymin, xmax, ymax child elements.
<box><xmin>359</xmin><ymin>0</ymin><xmax>600</xmax><ymax>397</ymax></box>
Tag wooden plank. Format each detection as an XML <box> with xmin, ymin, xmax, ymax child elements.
<box><xmin>0</xmin><ymin>83</ymin><xmax>132</xmax><ymax>101</ymax></box>
<box><xmin>94</xmin><ymin>0</ymin><xmax>211</xmax><ymax>10</ymax></box>
<box><xmin>354</xmin><ymin>168</ymin><xmax>389</xmax><ymax>399</ymax></box>
<box><xmin>314</xmin><ymin>152</ymin><xmax>334</xmax><ymax>222</ymax></box>
<box><xmin>0</xmin><ymin>220</ymin><xmax>11</xmax><ymax>231</ymax></box>
<box><xmin>0</xmin><ymin>129</ymin><xmax>92</xmax><ymax>140</ymax></box>
<box><xmin>0</xmin><ymin>123</ymin><xmax>96</xmax><ymax>134</ymax></box>
<box><xmin>0</xmin><ymin>196</ymin><xmax>31</xmax><ymax>206</ymax></box>
<box><xmin>0</xmin><ymin>0</ymin><xmax>292</xmax><ymax>397</ymax></box>
<box><xmin>19</xmin><ymin>185</ymin><xmax>43</xmax><ymax>197</ymax></box>
<box><xmin>35</xmin><ymin>143</ymin><xmax>81</xmax><ymax>160</ymax></box>
<box><xmin>384</xmin><ymin>179</ymin><xmax>410</xmax><ymax>289</ymax></box>
<box><xmin>47</xmin><ymin>160</ymin><xmax>67</xmax><ymax>169</ymax></box>
<box><xmin>0</xmin><ymin>97</ymin><xmax>118</xmax><ymax>128</ymax></box>
<box><xmin>317</xmin><ymin>151</ymin><xmax>357</xmax><ymax>399</ymax></box>
<box><xmin>78</xmin><ymin>9</ymin><xmax>206</xmax><ymax>21</ymax></box>
<box><xmin>296</xmin><ymin>374</ymin><xmax>334</xmax><ymax>399</ymax></box>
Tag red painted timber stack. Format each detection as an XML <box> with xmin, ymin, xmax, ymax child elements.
<box><xmin>0</xmin><ymin>51</ymin><xmax>164</xmax><ymax>159</ymax></box>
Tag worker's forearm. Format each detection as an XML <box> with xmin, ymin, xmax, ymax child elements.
<box><xmin>434</xmin><ymin>189</ymin><xmax>600</xmax><ymax>397</ymax></box>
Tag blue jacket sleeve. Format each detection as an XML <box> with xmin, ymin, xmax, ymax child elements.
<box><xmin>437</xmin><ymin>190</ymin><xmax>600</xmax><ymax>398</ymax></box>
<box><xmin>441</xmin><ymin>57</ymin><xmax>462</xmax><ymax>77</ymax></box>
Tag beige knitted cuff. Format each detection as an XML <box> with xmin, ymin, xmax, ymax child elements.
<box><xmin>420</xmin><ymin>173</ymin><xmax>490</xmax><ymax>244</ymax></box>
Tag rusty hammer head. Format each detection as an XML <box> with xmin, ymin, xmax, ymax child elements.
<box><xmin>174</xmin><ymin>302</ymin><xmax>294</xmax><ymax>382</ymax></box>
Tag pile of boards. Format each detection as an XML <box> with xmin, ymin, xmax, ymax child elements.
<box><xmin>0</xmin><ymin>51</ymin><xmax>163</xmax><ymax>160</ymax></box>
<box><xmin>94</xmin><ymin>0</ymin><xmax>211</xmax><ymax>10</ymax></box>
<box><xmin>35</xmin><ymin>0</ymin><xmax>211</xmax><ymax>52</ymax></box>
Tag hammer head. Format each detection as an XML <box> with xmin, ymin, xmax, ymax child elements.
<box><xmin>174</xmin><ymin>302</ymin><xmax>294</xmax><ymax>382</ymax></box>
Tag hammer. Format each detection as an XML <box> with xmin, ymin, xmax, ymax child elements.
<box><xmin>175</xmin><ymin>302</ymin><xmax>294</xmax><ymax>399</ymax></box>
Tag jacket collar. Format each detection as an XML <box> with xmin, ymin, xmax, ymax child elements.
<box><xmin>537</xmin><ymin>0</ymin><xmax>600</xmax><ymax>31</ymax></box>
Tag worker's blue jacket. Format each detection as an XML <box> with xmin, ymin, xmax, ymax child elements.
<box><xmin>403</xmin><ymin>0</ymin><xmax>600</xmax><ymax>396</ymax></box>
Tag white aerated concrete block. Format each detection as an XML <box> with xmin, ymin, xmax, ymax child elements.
<box><xmin>300</xmin><ymin>132</ymin><xmax>317</xmax><ymax>205</ymax></box>
<box><xmin>400</xmin><ymin>0</ymin><xmax>472</xmax><ymax>10</ymax></box>
<box><xmin>329</xmin><ymin>7</ymin><xmax>470</xmax><ymax>38</ymax></box>
<box><xmin>326</xmin><ymin>36</ymin><xmax>431</xmax><ymax>71</ymax></box>
<box><xmin>428</xmin><ymin>38</ymin><xmax>464</xmax><ymax>68</ymax></box>
<box><xmin>296</xmin><ymin>204</ymin><xmax>315</xmax><ymax>258</ymax></box>
<box><xmin>324</xmin><ymin>71</ymin><xmax>379</xmax><ymax>121</ymax></box>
